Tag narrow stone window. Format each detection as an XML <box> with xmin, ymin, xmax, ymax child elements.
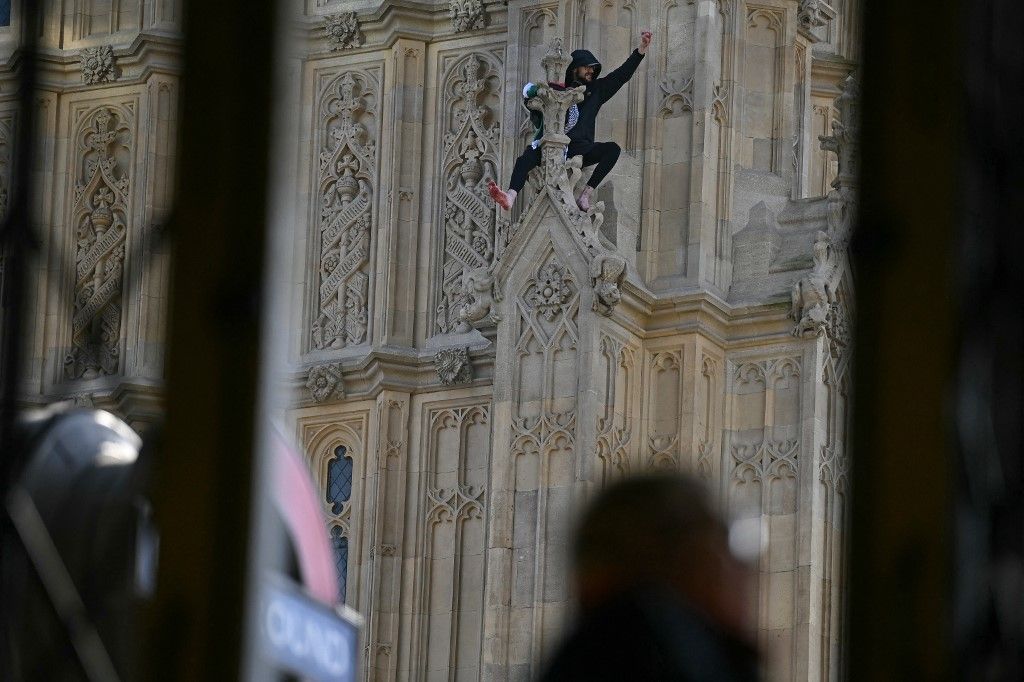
<box><xmin>326</xmin><ymin>446</ymin><xmax>353</xmax><ymax>601</ymax></box>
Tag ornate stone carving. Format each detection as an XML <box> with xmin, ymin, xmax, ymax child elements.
<box><xmin>311</xmin><ymin>71</ymin><xmax>377</xmax><ymax>350</ymax></box>
<box><xmin>455</xmin><ymin>266</ymin><xmax>499</xmax><ymax>332</ymax></box>
<box><xmin>325</xmin><ymin>12</ymin><xmax>362</xmax><ymax>50</ymax></box>
<box><xmin>434</xmin><ymin>347</ymin><xmax>472</xmax><ymax>385</ymax></box>
<box><xmin>590</xmin><ymin>252</ymin><xmax>626</xmax><ymax>316</ymax></box>
<box><xmin>597</xmin><ymin>336</ymin><xmax>634</xmax><ymax>482</ymax></box>
<box><xmin>449</xmin><ymin>0</ymin><xmax>486</xmax><ymax>32</ymax></box>
<box><xmin>81</xmin><ymin>46</ymin><xmax>117</xmax><ymax>84</ymax></box>
<box><xmin>435</xmin><ymin>53</ymin><xmax>502</xmax><ymax>334</ymax></box>
<box><xmin>697</xmin><ymin>356</ymin><xmax>720</xmax><ymax>480</ymax></box>
<box><xmin>659</xmin><ymin>74</ymin><xmax>694</xmax><ymax>117</ymax></box>
<box><xmin>307</xmin><ymin>362</ymin><xmax>346</xmax><ymax>403</ymax></box>
<box><xmin>511</xmin><ymin>255</ymin><xmax>580</xmax><ymax>460</ymax></box>
<box><xmin>798</xmin><ymin>0</ymin><xmax>828</xmax><ymax>29</ymax></box>
<box><xmin>732</xmin><ymin>438</ymin><xmax>799</xmax><ymax>482</ymax></box>
<box><xmin>64</xmin><ymin>106</ymin><xmax>133</xmax><ymax>380</ymax></box>
<box><xmin>426</xmin><ymin>484</ymin><xmax>485</xmax><ymax>523</ymax></box>
<box><xmin>790</xmin><ymin>231</ymin><xmax>836</xmax><ymax>338</ymax></box>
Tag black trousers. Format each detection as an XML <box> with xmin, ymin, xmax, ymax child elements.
<box><xmin>508</xmin><ymin>141</ymin><xmax>621</xmax><ymax>193</ymax></box>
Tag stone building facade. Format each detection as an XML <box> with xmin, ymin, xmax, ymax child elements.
<box><xmin>4</xmin><ymin>0</ymin><xmax>859</xmax><ymax>680</ymax></box>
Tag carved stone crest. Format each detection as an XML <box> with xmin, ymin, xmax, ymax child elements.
<box><xmin>307</xmin><ymin>363</ymin><xmax>346</xmax><ymax>403</ymax></box>
<box><xmin>81</xmin><ymin>46</ymin><xmax>117</xmax><ymax>85</ymax></box>
<box><xmin>590</xmin><ymin>253</ymin><xmax>627</xmax><ymax>316</ymax></box>
<box><xmin>434</xmin><ymin>347</ymin><xmax>472</xmax><ymax>386</ymax></box>
<box><xmin>449</xmin><ymin>0</ymin><xmax>486</xmax><ymax>32</ymax></box>
<box><xmin>325</xmin><ymin>12</ymin><xmax>362</xmax><ymax>50</ymax></box>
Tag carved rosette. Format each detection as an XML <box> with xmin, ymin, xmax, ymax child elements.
<box><xmin>528</xmin><ymin>261</ymin><xmax>575</xmax><ymax>322</ymax></box>
<box><xmin>434</xmin><ymin>347</ymin><xmax>472</xmax><ymax>385</ymax></box>
<box><xmin>64</xmin><ymin>106</ymin><xmax>133</xmax><ymax>380</ymax></box>
<box><xmin>311</xmin><ymin>71</ymin><xmax>376</xmax><ymax>351</ymax></box>
<box><xmin>307</xmin><ymin>362</ymin><xmax>346</xmax><ymax>403</ymax></box>
<box><xmin>435</xmin><ymin>53</ymin><xmax>502</xmax><ymax>334</ymax></box>
<box><xmin>81</xmin><ymin>46</ymin><xmax>117</xmax><ymax>84</ymax></box>
<box><xmin>449</xmin><ymin>0</ymin><xmax>487</xmax><ymax>32</ymax></box>
<box><xmin>325</xmin><ymin>12</ymin><xmax>362</xmax><ymax>50</ymax></box>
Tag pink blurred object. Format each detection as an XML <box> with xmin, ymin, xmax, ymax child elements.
<box><xmin>270</xmin><ymin>430</ymin><xmax>340</xmax><ymax>605</ymax></box>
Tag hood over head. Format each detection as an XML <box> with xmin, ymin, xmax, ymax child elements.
<box><xmin>565</xmin><ymin>49</ymin><xmax>602</xmax><ymax>85</ymax></box>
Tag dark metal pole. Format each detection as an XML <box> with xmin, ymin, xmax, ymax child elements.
<box><xmin>142</xmin><ymin>0</ymin><xmax>277</xmax><ymax>677</ymax></box>
<box><xmin>0</xmin><ymin>3</ymin><xmax>42</xmax><ymax>677</ymax></box>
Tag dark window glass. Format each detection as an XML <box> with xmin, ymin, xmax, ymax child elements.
<box><xmin>326</xmin><ymin>446</ymin><xmax>353</xmax><ymax>514</ymax></box>
<box><xmin>0</xmin><ymin>1</ymin><xmax>10</xmax><ymax>27</ymax></box>
<box><xmin>326</xmin><ymin>446</ymin><xmax>353</xmax><ymax>602</ymax></box>
<box><xmin>330</xmin><ymin>526</ymin><xmax>348</xmax><ymax>603</ymax></box>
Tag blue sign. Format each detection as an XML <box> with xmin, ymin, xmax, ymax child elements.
<box><xmin>260</xmin><ymin>576</ymin><xmax>361</xmax><ymax>682</ymax></box>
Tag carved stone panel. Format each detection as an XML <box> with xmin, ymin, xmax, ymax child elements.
<box><xmin>413</xmin><ymin>403</ymin><xmax>491</xmax><ymax>680</ymax></box>
<box><xmin>310</xmin><ymin>70</ymin><xmax>378</xmax><ymax>351</ymax></box>
<box><xmin>434</xmin><ymin>52</ymin><xmax>502</xmax><ymax>335</ymax></box>
<box><xmin>65</xmin><ymin>104</ymin><xmax>135</xmax><ymax>380</ymax></box>
<box><xmin>499</xmin><ymin>250</ymin><xmax>582</xmax><ymax>673</ymax></box>
<box><xmin>725</xmin><ymin>355</ymin><xmax>802</xmax><ymax>674</ymax></box>
<box><xmin>645</xmin><ymin>349</ymin><xmax>684</xmax><ymax>470</ymax></box>
<box><xmin>596</xmin><ymin>334</ymin><xmax>637</xmax><ymax>483</ymax></box>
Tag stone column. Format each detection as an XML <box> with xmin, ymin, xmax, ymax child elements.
<box><xmin>376</xmin><ymin>40</ymin><xmax>425</xmax><ymax>348</ymax></box>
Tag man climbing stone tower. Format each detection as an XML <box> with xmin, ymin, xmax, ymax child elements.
<box><xmin>488</xmin><ymin>30</ymin><xmax>652</xmax><ymax>213</ymax></box>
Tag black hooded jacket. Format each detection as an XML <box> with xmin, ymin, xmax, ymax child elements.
<box><xmin>561</xmin><ymin>47</ymin><xmax>645</xmax><ymax>147</ymax></box>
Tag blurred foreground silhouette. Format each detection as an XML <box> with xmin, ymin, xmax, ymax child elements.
<box><xmin>541</xmin><ymin>474</ymin><xmax>759</xmax><ymax>681</ymax></box>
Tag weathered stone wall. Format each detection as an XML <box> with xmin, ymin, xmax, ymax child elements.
<box><xmin>6</xmin><ymin>1</ymin><xmax>859</xmax><ymax>680</ymax></box>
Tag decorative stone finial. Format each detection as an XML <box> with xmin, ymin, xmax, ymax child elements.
<box><xmin>541</xmin><ymin>38</ymin><xmax>571</xmax><ymax>84</ymax></box>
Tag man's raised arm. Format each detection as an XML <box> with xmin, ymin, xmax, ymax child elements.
<box><xmin>595</xmin><ymin>31</ymin><xmax>652</xmax><ymax>103</ymax></box>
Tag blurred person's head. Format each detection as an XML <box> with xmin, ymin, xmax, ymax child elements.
<box><xmin>571</xmin><ymin>473</ymin><xmax>754</xmax><ymax>643</ymax></box>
